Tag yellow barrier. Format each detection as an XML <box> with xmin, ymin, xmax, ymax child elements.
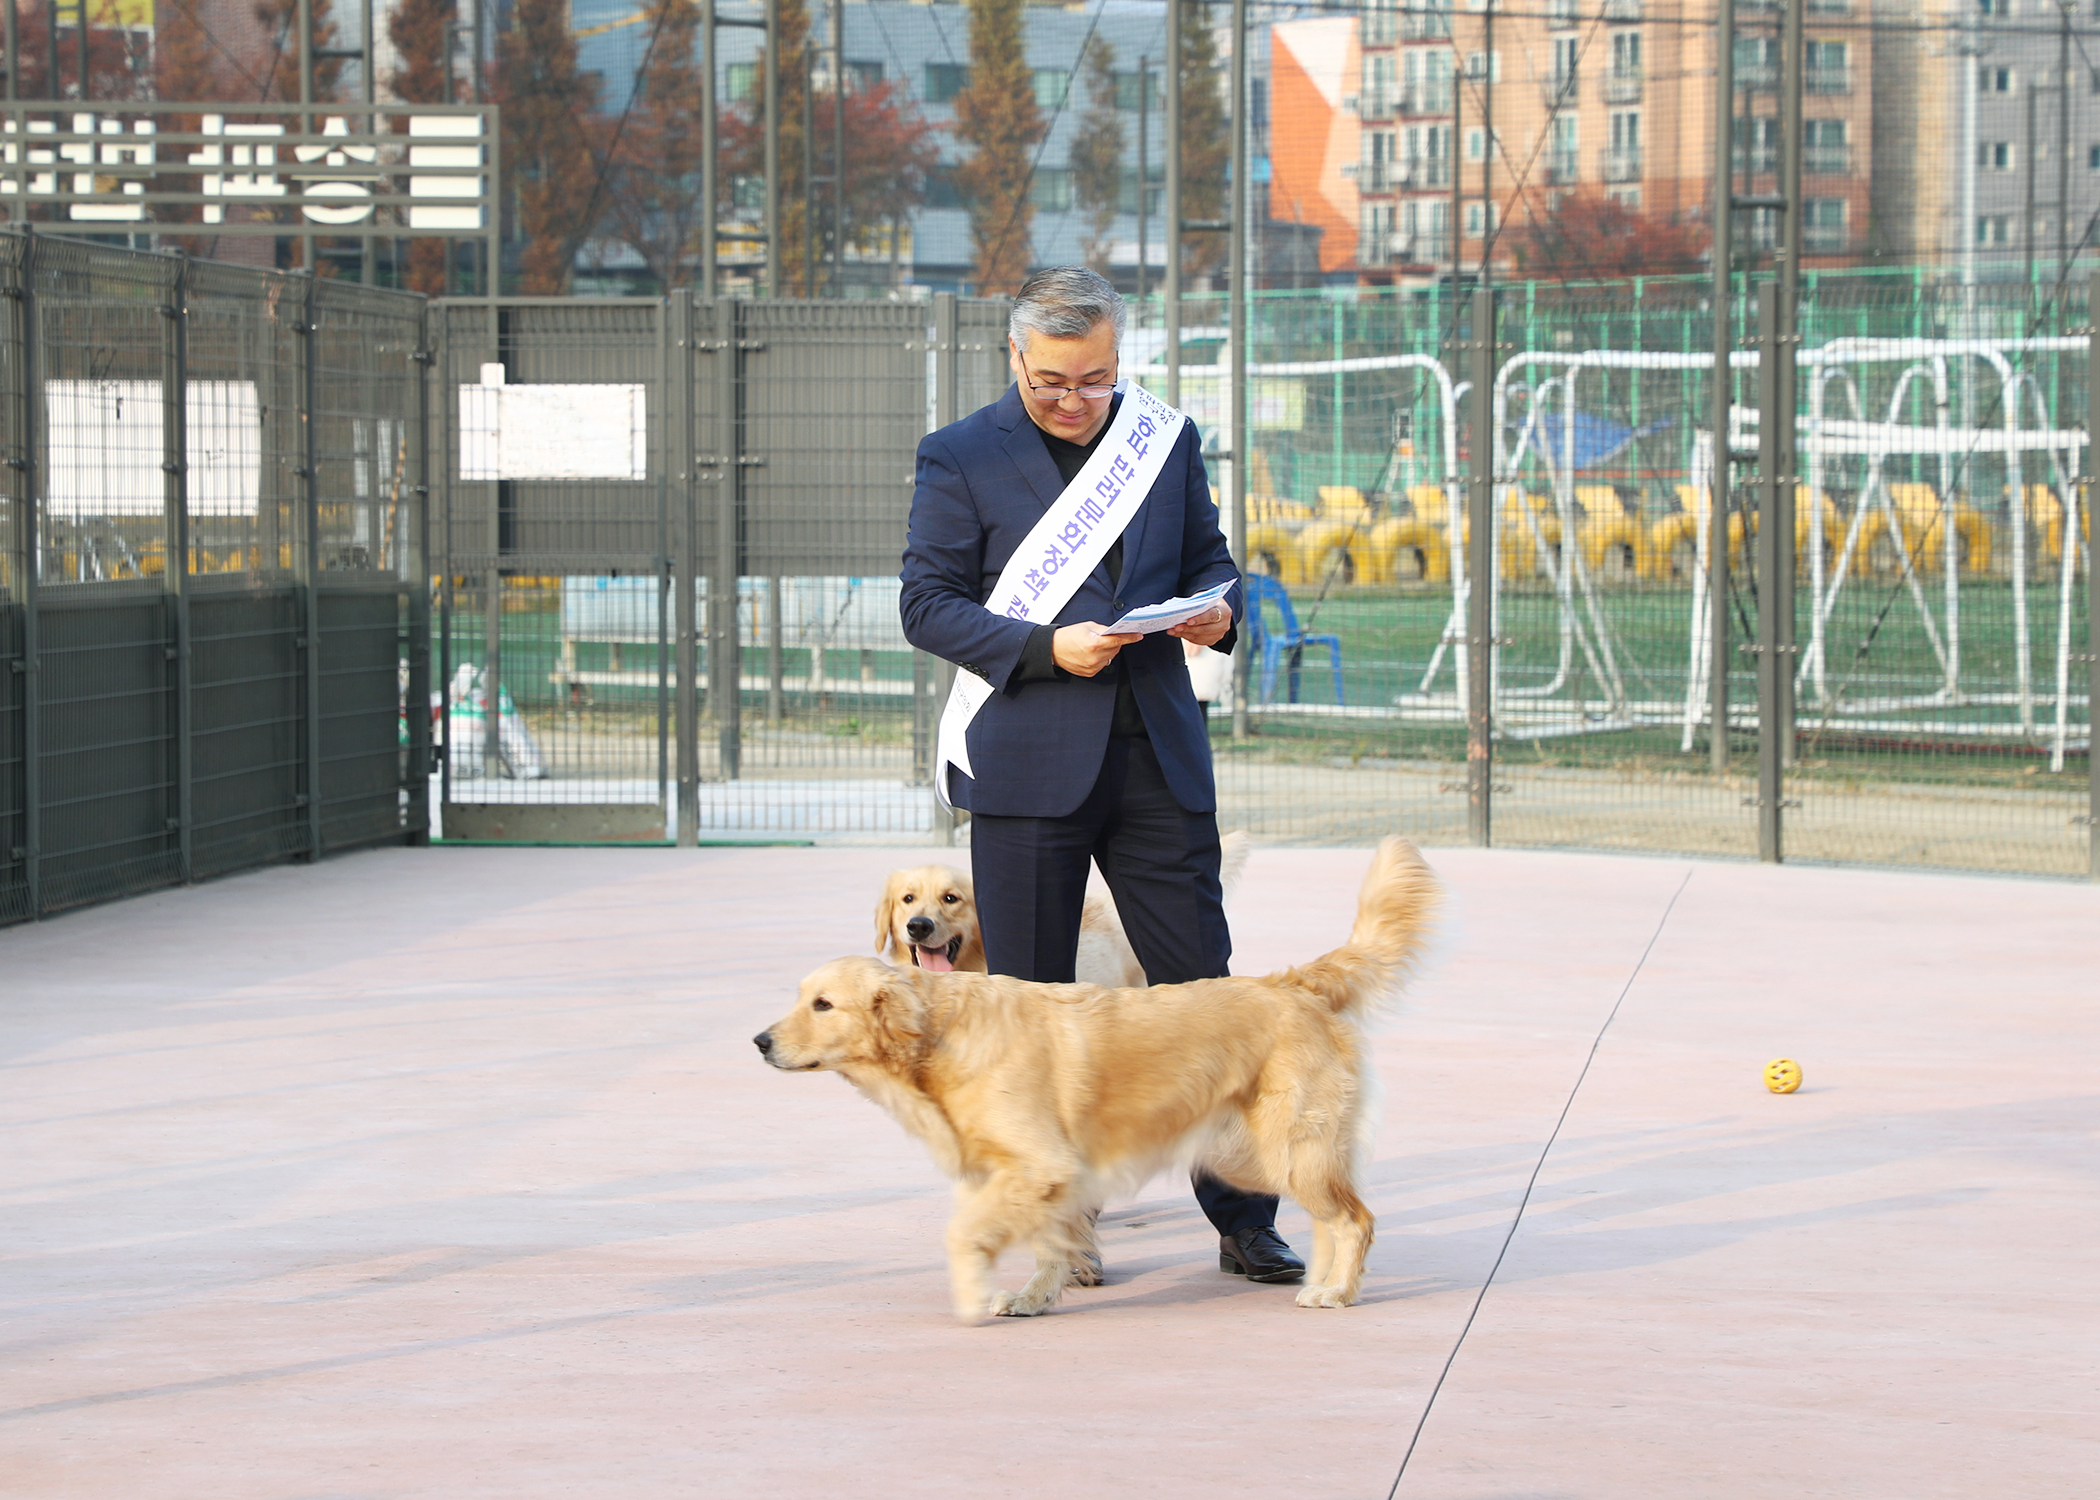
<box><xmin>1884</xmin><ymin>483</ymin><xmax>1992</xmax><ymax>575</ymax></box>
<box><xmin>1245</xmin><ymin>521</ymin><xmax>1299</xmax><ymax>578</ymax></box>
<box><xmin>1647</xmin><ymin>486</ymin><xmax>1747</xmax><ymax>581</ymax></box>
<box><xmin>2024</xmin><ymin>484</ymin><xmax>2089</xmax><ymax>565</ymax></box>
<box><xmin>1366</xmin><ymin>515</ymin><xmax>1451</xmax><ymax>583</ymax></box>
<box><xmin>1290</xmin><ymin>518</ymin><xmax>1371</xmax><ymax>585</ymax></box>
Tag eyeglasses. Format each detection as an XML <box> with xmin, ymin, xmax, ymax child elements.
<box><xmin>1022</xmin><ymin>363</ymin><xmax>1117</xmax><ymax>401</ymax></box>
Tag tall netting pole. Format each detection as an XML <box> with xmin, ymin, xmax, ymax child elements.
<box><xmin>1710</xmin><ymin>0</ymin><xmax>1736</xmax><ymax>776</ymax></box>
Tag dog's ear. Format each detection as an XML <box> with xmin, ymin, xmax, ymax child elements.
<box><xmin>868</xmin><ymin>974</ymin><xmax>928</xmax><ymax>1057</ymax></box>
<box><xmin>873</xmin><ymin>878</ymin><xmax>897</xmax><ymax>959</ymax></box>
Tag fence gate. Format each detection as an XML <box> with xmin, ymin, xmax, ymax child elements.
<box><xmin>431</xmin><ymin>292</ymin><xmax>1009</xmax><ymax>844</ymax></box>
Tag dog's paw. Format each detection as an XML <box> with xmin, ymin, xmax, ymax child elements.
<box><xmin>1067</xmin><ymin>1253</ymin><xmax>1105</xmax><ymax>1287</ymax></box>
<box><xmin>990</xmin><ymin>1288</ymin><xmax>1053</xmax><ymax>1318</ymax></box>
<box><xmin>1294</xmin><ymin>1284</ymin><xmax>1356</xmax><ymax>1309</ymax></box>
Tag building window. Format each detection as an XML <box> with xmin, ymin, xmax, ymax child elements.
<box><xmin>1464</xmin><ymin>200</ymin><xmax>1498</xmax><ymax>238</ymax></box>
<box><xmin>1982</xmin><ymin>64</ymin><xmax>2015</xmax><ymax>93</ymax></box>
<box><xmin>1805</xmin><ymin>39</ymin><xmax>1849</xmax><ymax>92</ymax></box>
<box><xmin>1804</xmin><ymin>196</ymin><xmax>1847</xmax><ymax>250</ymax></box>
<box><xmin>1805</xmin><ymin>117</ymin><xmax>1849</xmax><ymax>174</ymax></box>
<box><xmin>1976</xmin><ymin>214</ymin><xmax>2011</xmax><ymax>244</ymax></box>
<box><xmin>1114</xmin><ymin>71</ymin><xmax>1157</xmax><ymax>112</ymax></box>
<box><xmin>726</xmin><ymin>62</ymin><xmax>757</xmax><ymax>102</ymax></box>
<box><xmin>1733</xmin><ymin>115</ymin><xmax>1780</xmax><ymax>173</ymax></box>
<box><xmin>1611</xmin><ymin>31</ymin><xmax>1642</xmax><ymax>75</ymax></box>
<box><xmin>1032</xmin><ymin>69</ymin><xmax>1070</xmax><ymax>110</ymax></box>
<box><xmin>1030</xmin><ymin>169</ymin><xmax>1073</xmax><ymax>211</ymax></box>
<box><xmin>926</xmin><ymin>63</ymin><xmax>971</xmax><ymax>105</ymax></box>
<box><xmin>1467</xmin><ymin>127</ymin><xmax>1486</xmax><ymax>161</ymax></box>
<box><xmin>1552</xmin><ymin>36</ymin><xmax>1580</xmax><ymax>89</ymax></box>
<box><xmin>2088</xmin><ymin>143</ymin><xmax>2100</xmax><ymax>169</ymax></box>
<box><xmin>1980</xmin><ymin>141</ymin><xmax>2014</xmax><ymax>170</ymax></box>
<box><xmin>1607</xmin><ymin>186</ymin><xmax>1642</xmax><ymax>210</ymax></box>
<box><xmin>1465</xmin><ymin>51</ymin><xmax>1501</xmax><ymax>82</ymax></box>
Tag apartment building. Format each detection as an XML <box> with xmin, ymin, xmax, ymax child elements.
<box><xmin>1349</xmin><ymin>0</ymin><xmax>1874</xmax><ymax>282</ymax></box>
<box><xmin>1932</xmin><ymin>0</ymin><xmax>2100</xmax><ymax>274</ymax></box>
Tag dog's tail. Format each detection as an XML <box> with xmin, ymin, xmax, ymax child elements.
<box><xmin>1217</xmin><ymin>829</ymin><xmax>1253</xmax><ymax>902</ymax></box>
<box><xmin>1280</xmin><ymin>836</ymin><xmax>1442</xmax><ymax>1017</ymax></box>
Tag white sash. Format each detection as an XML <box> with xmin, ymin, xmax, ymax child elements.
<box><xmin>935</xmin><ymin>378</ymin><xmax>1189</xmax><ymax>798</ymax></box>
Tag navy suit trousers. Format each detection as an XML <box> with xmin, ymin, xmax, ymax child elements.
<box><xmin>968</xmin><ymin>735</ymin><xmax>1281</xmax><ymax>1237</ymax></box>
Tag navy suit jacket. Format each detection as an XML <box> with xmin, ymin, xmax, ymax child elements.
<box><xmin>899</xmin><ymin>383</ymin><xmax>1244</xmax><ymax>818</ymax></box>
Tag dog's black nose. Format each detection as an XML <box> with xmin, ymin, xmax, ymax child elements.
<box><xmin>905</xmin><ymin>915</ymin><xmax>936</xmax><ymax>942</ymax></box>
<box><xmin>753</xmin><ymin>1031</ymin><xmax>773</xmax><ymax>1054</ymax></box>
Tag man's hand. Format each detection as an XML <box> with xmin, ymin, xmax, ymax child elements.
<box><xmin>1167</xmin><ymin>605</ymin><xmax>1232</xmax><ymax>650</ymax></box>
<box><xmin>1053</xmin><ymin>622</ymin><xmax>1144</xmax><ymax>677</ymax></box>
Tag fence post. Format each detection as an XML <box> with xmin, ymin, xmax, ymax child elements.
<box><xmin>714</xmin><ymin>297</ymin><xmax>743</xmax><ymax>782</ymax></box>
<box><xmin>1753</xmin><ymin>281</ymin><xmax>1793</xmax><ymax>863</ymax></box>
<box><xmin>672</xmin><ymin>289</ymin><xmax>700</xmax><ymax>845</ymax></box>
<box><xmin>1710</xmin><ymin>0</ymin><xmax>1735</xmax><ymax>776</ymax></box>
<box><xmin>927</xmin><ymin>291</ymin><xmax>959</xmax><ymax>845</ymax></box>
<box><xmin>2087</xmin><ymin>274</ymin><xmax>2099</xmax><ymax>880</ymax></box>
<box><xmin>407</xmin><ymin>304</ymin><xmax>434</xmax><ymax>844</ymax></box>
<box><xmin>12</xmin><ymin>229</ymin><xmax>40</xmax><ymax>916</ymax></box>
<box><xmin>435</xmin><ymin>304</ymin><xmax>456</xmax><ymax>827</ymax></box>
<box><xmin>1466</xmin><ymin>287</ymin><xmax>1496</xmax><ymax>847</ymax></box>
<box><xmin>160</xmin><ymin>252</ymin><xmax>192</xmax><ymax>881</ymax></box>
<box><xmin>297</xmin><ymin>271</ymin><xmax>324</xmax><ymax>861</ymax></box>
<box><xmin>482</xmin><ymin>303</ymin><xmax>507</xmax><ymax>780</ymax></box>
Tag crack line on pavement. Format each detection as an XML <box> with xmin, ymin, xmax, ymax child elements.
<box><xmin>1384</xmin><ymin>865</ymin><xmax>1696</xmax><ymax>1499</ymax></box>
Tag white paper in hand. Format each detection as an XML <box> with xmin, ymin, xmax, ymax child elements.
<box><xmin>1104</xmin><ymin>580</ymin><xmax>1235</xmax><ymax>635</ymax></box>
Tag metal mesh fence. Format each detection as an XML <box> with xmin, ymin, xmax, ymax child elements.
<box><xmin>0</xmin><ymin>230</ymin><xmax>429</xmax><ymax>927</ymax></box>
<box><xmin>414</xmin><ymin>277</ymin><xmax>2089</xmax><ymax>872</ymax></box>
<box><xmin>1129</xmin><ymin>279</ymin><xmax>2092</xmax><ymax>875</ymax></box>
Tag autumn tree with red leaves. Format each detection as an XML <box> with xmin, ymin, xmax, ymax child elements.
<box><xmin>1068</xmin><ymin>36</ymin><xmax>1123</xmax><ymax>275</ymax></box>
<box><xmin>720</xmin><ymin>75</ymin><xmax>938</xmax><ymax>291</ymax></box>
<box><xmin>495</xmin><ymin>0</ymin><xmax>605</xmax><ymax>293</ymax></box>
<box><xmin>1515</xmin><ymin>189</ymin><xmax>1709</xmax><ymax>282</ymax></box>
<box><xmin>9</xmin><ymin>2</ymin><xmax>153</xmax><ymax>101</ymax></box>
<box><xmin>951</xmin><ymin>0</ymin><xmax>1043</xmax><ymax>295</ymax></box>
<box><xmin>385</xmin><ymin>0</ymin><xmax>454</xmax><ymax>293</ymax></box>
<box><xmin>599</xmin><ymin>0</ymin><xmax>706</xmax><ymax>292</ymax></box>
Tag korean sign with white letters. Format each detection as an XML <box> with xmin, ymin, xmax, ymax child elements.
<box><xmin>1</xmin><ymin>102</ymin><xmax>496</xmax><ymax>234</ymax></box>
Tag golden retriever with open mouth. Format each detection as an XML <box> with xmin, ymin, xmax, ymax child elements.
<box><xmin>758</xmin><ymin>836</ymin><xmax>1440</xmax><ymax>1323</ymax></box>
<box><xmin>874</xmin><ymin>830</ymin><xmax>1251</xmax><ymax>985</ymax></box>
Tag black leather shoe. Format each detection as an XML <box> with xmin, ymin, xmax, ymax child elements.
<box><xmin>1218</xmin><ymin>1226</ymin><xmax>1305</xmax><ymax>1283</ymax></box>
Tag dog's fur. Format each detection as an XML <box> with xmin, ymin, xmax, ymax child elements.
<box><xmin>873</xmin><ymin>830</ymin><xmax>1252</xmax><ymax>987</ymax></box>
<box><xmin>759</xmin><ymin>836</ymin><xmax>1441</xmax><ymax>1322</ymax></box>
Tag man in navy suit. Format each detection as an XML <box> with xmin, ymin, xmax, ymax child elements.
<box><xmin>898</xmin><ymin>267</ymin><xmax>1303</xmax><ymax>1286</ymax></box>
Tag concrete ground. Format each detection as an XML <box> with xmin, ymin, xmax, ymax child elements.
<box><xmin>2</xmin><ymin>842</ymin><xmax>2093</xmax><ymax>1499</ymax></box>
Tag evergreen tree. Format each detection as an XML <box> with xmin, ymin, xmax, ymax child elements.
<box><xmin>1067</xmin><ymin>36</ymin><xmax>1124</xmax><ymax>277</ymax></box>
<box><xmin>950</xmin><ymin>0</ymin><xmax>1043</xmax><ymax>295</ymax></box>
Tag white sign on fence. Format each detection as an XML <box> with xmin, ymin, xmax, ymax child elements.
<box><xmin>458</xmin><ymin>379</ymin><xmax>649</xmax><ymax>481</ymax></box>
<box><xmin>43</xmin><ymin>380</ymin><xmax>261</xmax><ymax>517</ymax></box>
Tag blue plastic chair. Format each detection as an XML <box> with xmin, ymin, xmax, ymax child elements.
<box><xmin>1243</xmin><ymin>574</ymin><xmax>1345</xmax><ymax>706</ymax></box>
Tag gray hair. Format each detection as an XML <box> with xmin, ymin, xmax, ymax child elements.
<box><xmin>1008</xmin><ymin>266</ymin><xmax>1127</xmax><ymax>353</ymax></box>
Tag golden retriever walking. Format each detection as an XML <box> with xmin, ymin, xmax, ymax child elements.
<box><xmin>756</xmin><ymin>836</ymin><xmax>1441</xmax><ymax>1322</ymax></box>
